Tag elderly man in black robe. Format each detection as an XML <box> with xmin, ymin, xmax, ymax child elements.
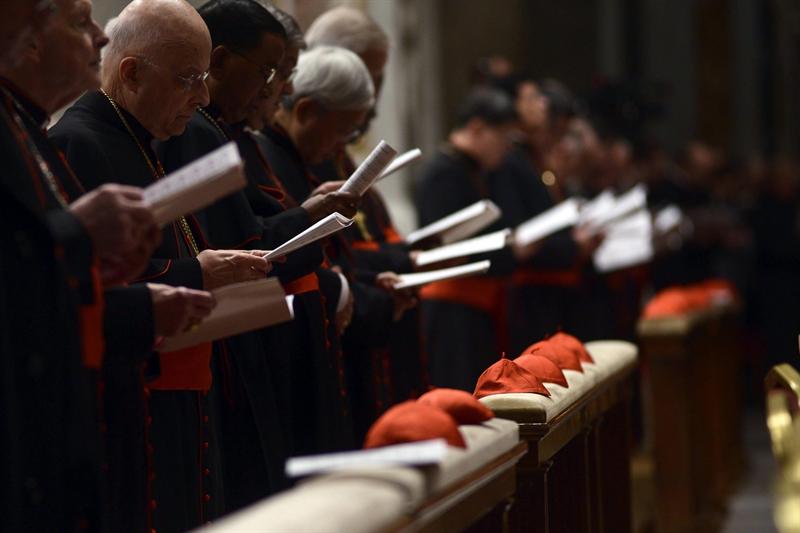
<box><xmin>262</xmin><ymin>44</ymin><xmax>417</xmax><ymax>443</ymax></box>
<box><xmin>1</xmin><ymin>0</ymin><xmax>215</xmax><ymax>531</ymax></box>
<box><xmin>305</xmin><ymin>6</ymin><xmax>427</xmax><ymax>407</ymax></box>
<box><xmin>48</xmin><ymin>0</ymin><xmax>281</xmax><ymax>529</ymax></box>
<box><xmin>155</xmin><ymin>0</ymin><xmax>361</xmax><ymax>512</ymax></box>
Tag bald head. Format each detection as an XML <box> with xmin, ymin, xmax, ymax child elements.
<box><xmin>102</xmin><ymin>0</ymin><xmax>210</xmax><ymax>87</ymax></box>
<box><xmin>100</xmin><ymin>0</ymin><xmax>211</xmax><ymax>140</ymax></box>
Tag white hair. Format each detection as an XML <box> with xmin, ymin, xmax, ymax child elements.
<box><xmin>305</xmin><ymin>6</ymin><xmax>388</xmax><ymax>56</ymax></box>
<box><xmin>286</xmin><ymin>46</ymin><xmax>375</xmax><ymax>112</ymax></box>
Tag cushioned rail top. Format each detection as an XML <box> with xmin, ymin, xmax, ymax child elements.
<box><xmin>201</xmin><ymin>418</ymin><xmax>520</xmax><ymax>532</ymax></box>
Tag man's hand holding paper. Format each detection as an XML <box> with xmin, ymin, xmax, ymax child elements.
<box><xmin>197</xmin><ymin>250</ymin><xmax>272</xmax><ymax>290</ymax></box>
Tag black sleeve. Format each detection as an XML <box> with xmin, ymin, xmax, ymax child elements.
<box><xmin>43</xmin><ymin>208</ymin><xmax>94</xmax><ymax>295</ymax></box>
<box><xmin>345</xmin><ymin>280</ymin><xmax>395</xmax><ymax>348</ymax></box>
<box><xmin>351</xmin><ymin>243</ymin><xmax>413</xmax><ymax>275</ymax></box>
<box><xmin>132</xmin><ymin>257</ymin><xmax>205</xmax><ymax>289</ymax></box>
<box><xmin>102</xmin><ymin>285</ymin><xmax>154</xmax><ymax>365</ymax></box>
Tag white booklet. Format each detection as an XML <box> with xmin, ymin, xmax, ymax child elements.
<box><xmin>413</xmin><ymin>229</ymin><xmax>510</xmax><ymax>267</ymax></box>
<box><xmin>159</xmin><ymin>278</ymin><xmax>292</xmax><ymax>352</ymax></box>
<box><xmin>406</xmin><ymin>200</ymin><xmax>502</xmax><ymax>246</ymax></box>
<box><xmin>593</xmin><ymin>209</ymin><xmax>653</xmax><ymax>273</ymax></box>
<box><xmin>143</xmin><ymin>142</ymin><xmax>246</xmax><ymax>225</ymax></box>
<box><xmin>583</xmin><ymin>184</ymin><xmax>647</xmax><ymax>232</ymax></box>
<box><xmin>263</xmin><ymin>212</ymin><xmax>353</xmax><ymax>261</ymax></box>
<box><xmin>339</xmin><ymin>140</ymin><xmax>397</xmax><ymax>196</ymax></box>
<box><xmin>514</xmin><ymin>198</ymin><xmax>581</xmax><ymax>247</ymax></box>
<box><xmin>285</xmin><ymin>439</ymin><xmax>448</xmax><ymax>478</ymax></box>
<box><xmin>394</xmin><ymin>260</ymin><xmax>492</xmax><ymax>290</ymax></box>
<box><xmin>376</xmin><ymin>148</ymin><xmax>422</xmax><ymax>182</ymax></box>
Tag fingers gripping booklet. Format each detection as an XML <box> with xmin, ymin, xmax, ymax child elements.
<box><xmin>159</xmin><ymin>278</ymin><xmax>292</xmax><ymax>352</ymax></box>
<box><xmin>143</xmin><ymin>142</ymin><xmax>246</xmax><ymax>226</ymax></box>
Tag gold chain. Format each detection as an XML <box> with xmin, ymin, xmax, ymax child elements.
<box><xmin>197</xmin><ymin>107</ymin><xmax>229</xmax><ymax>141</ymax></box>
<box><xmin>100</xmin><ymin>89</ymin><xmax>200</xmax><ymax>256</ymax></box>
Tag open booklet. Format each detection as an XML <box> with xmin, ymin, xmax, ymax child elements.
<box><xmin>143</xmin><ymin>142</ymin><xmax>246</xmax><ymax>226</ymax></box>
<box><xmin>406</xmin><ymin>200</ymin><xmax>502</xmax><ymax>246</ymax></box>
<box><xmin>581</xmin><ymin>184</ymin><xmax>647</xmax><ymax>232</ymax></box>
<box><xmin>376</xmin><ymin>148</ymin><xmax>422</xmax><ymax>182</ymax></box>
<box><xmin>413</xmin><ymin>229</ymin><xmax>510</xmax><ymax>267</ymax></box>
<box><xmin>514</xmin><ymin>198</ymin><xmax>581</xmax><ymax>247</ymax></box>
<box><xmin>159</xmin><ymin>278</ymin><xmax>292</xmax><ymax>352</ymax></box>
<box><xmin>593</xmin><ymin>209</ymin><xmax>653</xmax><ymax>273</ymax></box>
<box><xmin>285</xmin><ymin>439</ymin><xmax>448</xmax><ymax>478</ymax></box>
<box><xmin>339</xmin><ymin>140</ymin><xmax>398</xmax><ymax>196</ymax></box>
<box><xmin>263</xmin><ymin>212</ymin><xmax>353</xmax><ymax>261</ymax></box>
<box><xmin>394</xmin><ymin>260</ymin><xmax>492</xmax><ymax>290</ymax></box>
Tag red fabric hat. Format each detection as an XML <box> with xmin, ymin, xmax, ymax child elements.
<box><xmin>642</xmin><ymin>288</ymin><xmax>694</xmax><ymax>318</ymax></box>
<box><xmin>549</xmin><ymin>332</ymin><xmax>594</xmax><ymax>364</ymax></box>
<box><xmin>418</xmin><ymin>388</ymin><xmax>494</xmax><ymax>425</ymax></box>
<box><xmin>514</xmin><ymin>353</ymin><xmax>569</xmax><ymax>387</ymax></box>
<box><xmin>364</xmin><ymin>401</ymin><xmax>466</xmax><ymax>449</ymax></box>
<box><xmin>522</xmin><ymin>339</ymin><xmax>583</xmax><ymax>372</ymax></box>
<box><xmin>473</xmin><ymin>358</ymin><xmax>550</xmax><ymax>399</ymax></box>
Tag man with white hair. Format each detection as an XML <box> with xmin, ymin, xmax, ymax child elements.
<box><xmin>306</xmin><ymin>7</ymin><xmax>427</xmax><ymax>405</ymax></box>
<box><xmin>262</xmin><ymin>44</ymin><xmax>416</xmax><ymax>443</ymax></box>
<box><xmin>49</xmin><ymin>0</ymin><xmax>283</xmax><ymax>529</ymax></box>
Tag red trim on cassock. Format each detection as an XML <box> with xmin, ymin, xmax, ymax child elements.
<box><xmin>147</xmin><ymin>343</ymin><xmax>213</xmax><ymax>391</ymax></box>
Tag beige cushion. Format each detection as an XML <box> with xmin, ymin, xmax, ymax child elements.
<box><xmin>426</xmin><ymin>417</ymin><xmax>519</xmax><ymax>492</ymax></box>
<box><xmin>203</xmin><ymin>419</ymin><xmax>520</xmax><ymax>532</ymax></box>
<box><xmin>480</xmin><ymin>340</ymin><xmax>638</xmax><ymax>423</ymax></box>
<box><xmin>202</xmin><ymin>470</ymin><xmax>416</xmax><ymax>532</ymax></box>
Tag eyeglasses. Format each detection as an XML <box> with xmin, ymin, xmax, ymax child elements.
<box><xmin>231</xmin><ymin>50</ymin><xmax>277</xmax><ymax>86</ymax></box>
<box><xmin>139</xmin><ymin>57</ymin><xmax>209</xmax><ymax>93</ymax></box>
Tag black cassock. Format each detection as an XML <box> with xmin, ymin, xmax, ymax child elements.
<box><xmin>312</xmin><ymin>154</ymin><xmax>427</xmax><ymax>405</ymax></box>
<box><xmin>157</xmin><ymin>108</ymin><xmax>353</xmax><ymax>511</ymax></box>
<box><xmin>258</xmin><ymin>126</ymin><xmax>400</xmax><ymax>443</ymax></box>
<box><xmin>2</xmin><ymin>83</ymin><xmax>157</xmax><ymax>533</ymax></box>
<box><xmin>0</xmin><ymin>85</ymin><xmax>142</xmax><ymax>531</ymax></box>
<box><xmin>50</xmin><ymin>90</ymin><xmax>224</xmax><ymax>532</ymax></box>
<box><xmin>414</xmin><ymin>144</ymin><xmax>515</xmax><ymax>391</ymax></box>
<box><xmin>488</xmin><ymin>145</ymin><xmax>586</xmax><ymax>352</ymax></box>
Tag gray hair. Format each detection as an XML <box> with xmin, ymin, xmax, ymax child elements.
<box><xmin>285</xmin><ymin>45</ymin><xmax>374</xmax><ymax>112</ymax></box>
<box><xmin>304</xmin><ymin>6</ymin><xmax>388</xmax><ymax>56</ymax></box>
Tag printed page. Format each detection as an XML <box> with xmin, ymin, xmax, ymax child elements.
<box><xmin>339</xmin><ymin>140</ymin><xmax>397</xmax><ymax>196</ymax></box>
<box><xmin>514</xmin><ymin>198</ymin><xmax>581</xmax><ymax>247</ymax></box>
<box><xmin>413</xmin><ymin>229</ymin><xmax>510</xmax><ymax>267</ymax></box>
<box><xmin>285</xmin><ymin>439</ymin><xmax>448</xmax><ymax>478</ymax></box>
<box><xmin>144</xmin><ymin>142</ymin><xmax>246</xmax><ymax>225</ymax></box>
<box><xmin>376</xmin><ymin>148</ymin><xmax>422</xmax><ymax>182</ymax></box>
<box><xmin>394</xmin><ymin>260</ymin><xmax>492</xmax><ymax>290</ymax></box>
<box><xmin>263</xmin><ymin>212</ymin><xmax>354</xmax><ymax>261</ymax></box>
<box><xmin>159</xmin><ymin>278</ymin><xmax>292</xmax><ymax>352</ymax></box>
<box><xmin>406</xmin><ymin>200</ymin><xmax>502</xmax><ymax>246</ymax></box>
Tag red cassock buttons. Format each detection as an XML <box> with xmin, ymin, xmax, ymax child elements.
<box><xmin>203</xmin><ymin>494</ymin><xmax>212</xmax><ymax>503</ymax></box>
<box><xmin>203</xmin><ymin>441</ymin><xmax>209</xmax><ymax>450</ymax></box>
<box><xmin>203</xmin><ymin>468</ymin><xmax>211</xmax><ymax>477</ymax></box>
<box><xmin>149</xmin><ymin>500</ymin><xmax>157</xmax><ymax>510</ymax></box>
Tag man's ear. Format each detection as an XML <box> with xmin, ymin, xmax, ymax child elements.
<box><xmin>294</xmin><ymin>96</ymin><xmax>321</xmax><ymax>125</ymax></box>
<box><xmin>118</xmin><ymin>56</ymin><xmax>142</xmax><ymax>93</ymax></box>
<box><xmin>208</xmin><ymin>45</ymin><xmax>230</xmax><ymax>81</ymax></box>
